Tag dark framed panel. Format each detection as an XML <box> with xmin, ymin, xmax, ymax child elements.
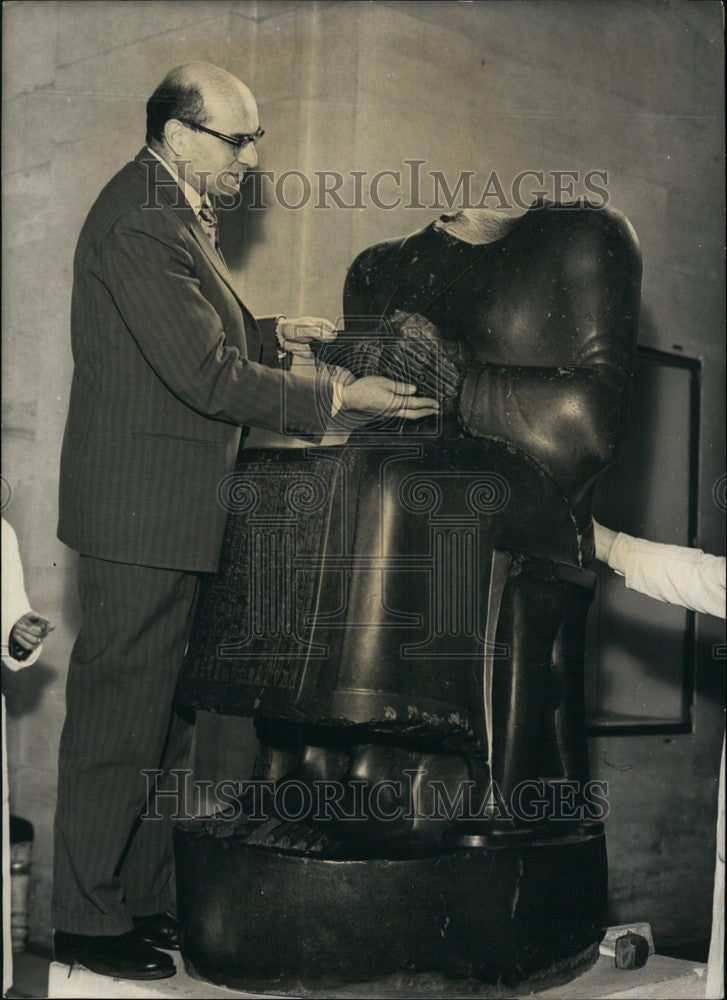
<box><xmin>585</xmin><ymin>346</ymin><xmax>701</xmax><ymax>735</ymax></box>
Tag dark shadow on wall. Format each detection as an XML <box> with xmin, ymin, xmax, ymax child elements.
<box><xmin>586</xmin><ymin>319</ymin><xmax>703</xmax><ymax>732</ymax></box>
<box><xmin>218</xmin><ymin>169</ymin><xmax>269</xmax><ymax>271</ymax></box>
<box><xmin>3</xmin><ymin>661</ymin><xmax>57</xmax><ymax>719</ymax></box>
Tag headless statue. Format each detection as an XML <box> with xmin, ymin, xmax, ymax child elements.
<box><xmin>339</xmin><ymin>200</ymin><xmax>639</xmax><ymax>525</ymax></box>
<box><xmin>174</xmin><ymin>200</ymin><xmax>641</xmax><ymax>988</ymax></box>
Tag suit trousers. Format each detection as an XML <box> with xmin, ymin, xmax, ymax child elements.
<box><xmin>52</xmin><ymin>555</ymin><xmax>199</xmax><ymax>935</ymax></box>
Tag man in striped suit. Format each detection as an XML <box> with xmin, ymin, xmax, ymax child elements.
<box><xmin>53</xmin><ymin>62</ymin><xmax>438</xmax><ymax>980</ymax></box>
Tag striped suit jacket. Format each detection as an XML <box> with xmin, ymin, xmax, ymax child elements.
<box><xmin>58</xmin><ymin>148</ymin><xmax>333</xmax><ymax>572</ymax></box>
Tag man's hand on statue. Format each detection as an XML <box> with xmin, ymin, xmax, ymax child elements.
<box><xmin>337</xmin><ymin>376</ymin><xmax>440</xmax><ymax>424</ymax></box>
<box><xmin>277</xmin><ymin>316</ymin><xmax>337</xmax><ymax>357</ymax></box>
<box><xmin>384</xmin><ymin>331</ymin><xmax>463</xmax><ymax>406</ymax></box>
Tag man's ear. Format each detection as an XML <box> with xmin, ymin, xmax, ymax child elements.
<box><xmin>163</xmin><ymin>119</ymin><xmax>186</xmax><ymax>156</ymax></box>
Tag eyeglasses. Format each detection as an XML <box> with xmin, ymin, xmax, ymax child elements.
<box><xmin>177</xmin><ymin>118</ymin><xmax>265</xmax><ymax>153</ymax></box>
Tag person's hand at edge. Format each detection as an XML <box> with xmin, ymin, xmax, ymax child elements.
<box><xmin>9</xmin><ymin>611</ymin><xmax>55</xmax><ymax>662</ymax></box>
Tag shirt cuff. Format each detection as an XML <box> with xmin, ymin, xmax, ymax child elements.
<box><xmin>1</xmin><ymin>642</ymin><xmax>42</xmax><ymax>671</ymax></box>
<box><xmin>607</xmin><ymin>532</ymin><xmax>633</xmax><ymax>577</ymax></box>
<box><xmin>273</xmin><ymin>315</ymin><xmax>287</xmax><ymax>350</ymax></box>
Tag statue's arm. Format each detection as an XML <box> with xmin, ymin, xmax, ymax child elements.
<box><xmin>328</xmin><ymin>239</ymin><xmax>405</xmax><ymax>376</ymax></box>
<box><xmin>458</xmin><ymin>209</ymin><xmax>642</xmax><ymax>503</ymax></box>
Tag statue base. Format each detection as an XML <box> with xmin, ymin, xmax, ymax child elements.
<box><xmin>174</xmin><ymin>822</ymin><xmax>606</xmax><ymax>991</ymax></box>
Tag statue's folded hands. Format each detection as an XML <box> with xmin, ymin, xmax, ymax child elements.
<box><xmin>382</xmin><ymin>311</ymin><xmax>465</xmax><ymax>408</ymax></box>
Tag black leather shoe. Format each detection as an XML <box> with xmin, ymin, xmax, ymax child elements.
<box><xmin>131</xmin><ymin>911</ymin><xmax>180</xmax><ymax>950</ymax></box>
<box><xmin>53</xmin><ymin>929</ymin><xmax>176</xmax><ymax>980</ymax></box>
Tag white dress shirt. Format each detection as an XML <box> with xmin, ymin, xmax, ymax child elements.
<box><xmin>607</xmin><ymin>531</ymin><xmax>726</xmax><ymax>619</ymax></box>
<box><xmin>1</xmin><ymin>518</ymin><xmax>42</xmax><ymax>670</ymax></box>
<box><xmin>2</xmin><ymin>517</ymin><xmax>43</xmax><ymax>993</ymax></box>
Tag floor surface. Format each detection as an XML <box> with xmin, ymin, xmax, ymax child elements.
<box><xmin>5</xmin><ymin>948</ymin><xmax>707</xmax><ymax>1000</ymax></box>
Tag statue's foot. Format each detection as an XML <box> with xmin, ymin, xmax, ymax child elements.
<box><xmin>444</xmin><ymin>815</ymin><xmax>604</xmax><ymax>848</ymax></box>
<box><xmin>240</xmin><ymin>817</ymin><xmax>329</xmax><ymax>852</ymax></box>
<box><xmin>233</xmin><ymin>814</ymin><xmax>427</xmax><ymax>858</ymax></box>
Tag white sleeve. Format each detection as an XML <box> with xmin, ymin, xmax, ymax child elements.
<box><xmin>1</xmin><ymin>519</ymin><xmax>42</xmax><ymax>670</ymax></box>
<box><xmin>608</xmin><ymin>531</ymin><xmax>726</xmax><ymax>620</ymax></box>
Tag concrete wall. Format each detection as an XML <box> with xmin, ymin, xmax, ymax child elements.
<box><xmin>2</xmin><ymin>0</ymin><xmax>724</xmax><ymax>950</ymax></box>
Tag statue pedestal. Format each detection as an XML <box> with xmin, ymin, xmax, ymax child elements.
<box><xmin>173</xmin><ymin>821</ymin><xmax>607</xmax><ymax>992</ymax></box>
<box><xmin>174</xmin><ymin>437</ymin><xmax>606</xmax><ymax>992</ymax></box>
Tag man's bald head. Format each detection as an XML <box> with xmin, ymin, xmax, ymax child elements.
<box><xmin>146</xmin><ymin>62</ymin><xmax>255</xmax><ymax>148</ymax></box>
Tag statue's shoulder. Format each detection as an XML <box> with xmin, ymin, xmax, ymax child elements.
<box><xmin>343</xmin><ymin>227</ymin><xmax>439</xmax><ymax>316</ymax></box>
<box><xmin>533</xmin><ymin>201</ymin><xmax>641</xmax><ymax>275</ymax></box>
<box><xmin>346</xmin><ymin>229</ymin><xmax>424</xmax><ymax>285</ymax></box>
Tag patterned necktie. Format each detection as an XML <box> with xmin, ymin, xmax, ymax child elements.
<box><xmin>198</xmin><ymin>199</ymin><xmax>220</xmax><ymax>253</ymax></box>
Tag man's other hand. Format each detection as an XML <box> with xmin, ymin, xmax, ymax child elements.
<box><xmin>337</xmin><ymin>376</ymin><xmax>440</xmax><ymax>424</ymax></box>
<box><xmin>277</xmin><ymin>317</ymin><xmax>337</xmax><ymax>357</ymax></box>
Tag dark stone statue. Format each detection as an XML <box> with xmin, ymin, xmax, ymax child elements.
<box><xmin>174</xmin><ymin>200</ymin><xmax>641</xmax><ymax>991</ymax></box>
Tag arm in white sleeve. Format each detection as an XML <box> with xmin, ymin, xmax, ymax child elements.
<box><xmin>607</xmin><ymin>531</ymin><xmax>726</xmax><ymax>619</ymax></box>
<box><xmin>1</xmin><ymin>519</ymin><xmax>42</xmax><ymax>669</ymax></box>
